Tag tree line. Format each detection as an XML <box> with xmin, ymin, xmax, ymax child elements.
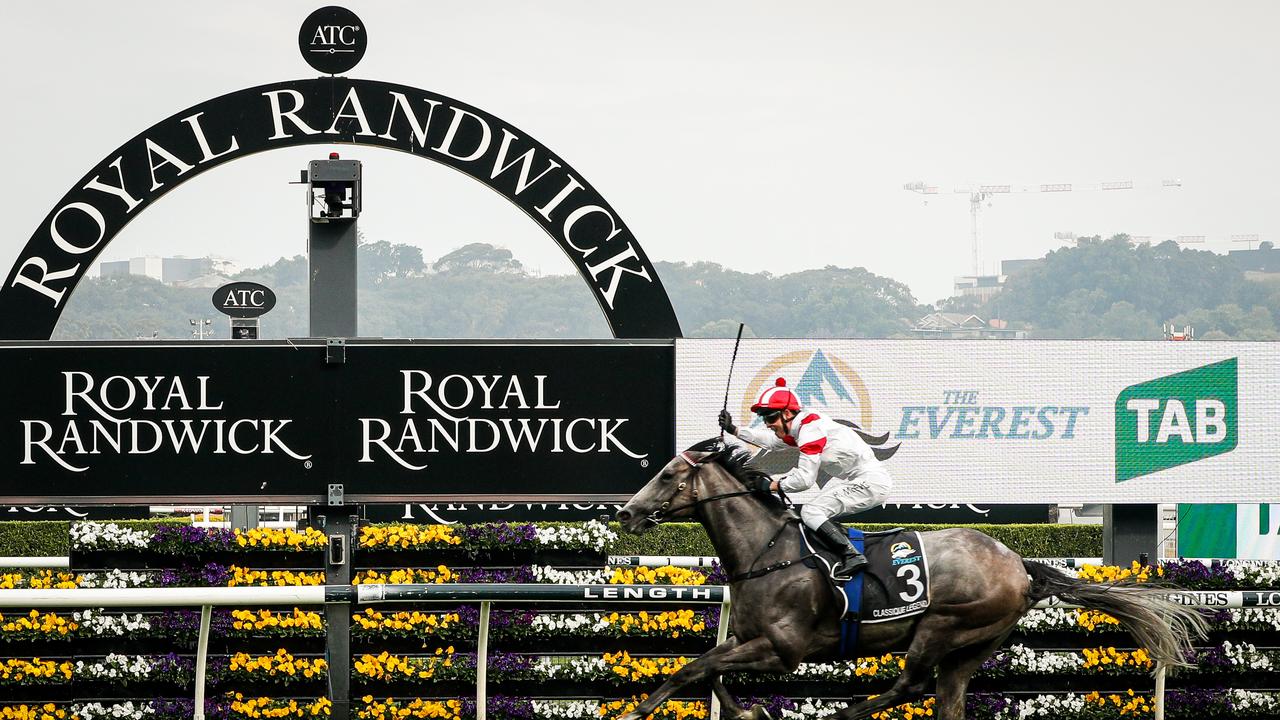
<box><xmin>52</xmin><ymin>235</ymin><xmax>1280</xmax><ymax>340</ymax></box>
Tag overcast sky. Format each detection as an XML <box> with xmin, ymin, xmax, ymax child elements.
<box><xmin>4</xmin><ymin>1</ymin><xmax>1278</xmax><ymax>304</ymax></box>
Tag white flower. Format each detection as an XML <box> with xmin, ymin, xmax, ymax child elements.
<box><xmin>528</xmin><ymin>612</ymin><xmax>607</xmax><ymax>634</ymax></box>
<box><xmin>534</xmin><ymin>520</ymin><xmax>618</xmax><ymax>552</ymax></box>
<box><xmin>1002</xmin><ymin>645</ymin><xmax>1085</xmax><ymax>674</ymax></box>
<box><xmin>71</xmin><ymin>521</ymin><xmax>151</xmax><ymax>551</ymax></box>
<box><xmin>779</xmin><ymin>698</ymin><xmax>842</xmax><ymax>719</ymax></box>
<box><xmin>79</xmin><ymin>569</ymin><xmax>154</xmax><ymax>589</ymax></box>
<box><xmin>72</xmin><ymin>702</ymin><xmax>155</xmax><ymax>720</ymax></box>
<box><xmin>533</xmin><ymin>565</ymin><xmax>608</xmax><ymax>585</ymax></box>
<box><xmin>1231</xmin><ymin>689</ymin><xmax>1280</xmax><ymax>711</ymax></box>
<box><xmin>75</xmin><ymin>653</ymin><xmax>155</xmax><ymax>681</ymax></box>
<box><xmin>73</xmin><ymin>610</ymin><xmax>152</xmax><ymax>636</ymax></box>
<box><xmin>530</xmin><ymin>655</ymin><xmax>608</xmax><ymax>680</ymax></box>
<box><xmin>1222</xmin><ymin>640</ymin><xmax>1274</xmax><ymax>670</ymax></box>
<box><xmin>532</xmin><ymin>699</ymin><xmax>602</xmax><ymax>719</ymax></box>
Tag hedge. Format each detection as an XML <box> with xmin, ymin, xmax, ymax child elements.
<box><xmin>606</xmin><ymin>522</ymin><xmax>1102</xmax><ymax>558</ymax></box>
<box><xmin>0</xmin><ymin>518</ymin><xmax>186</xmax><ymax>557</ymax></box>
<box><xmin>0</xmin><ymin>518</ymin><xmax>1102</xmax><ymax>560</ymax></box>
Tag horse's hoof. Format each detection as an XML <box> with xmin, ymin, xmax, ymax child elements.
<box><xmin>750</xmin><ymin>705</ymin><xmax>774</xmax><ymax>720</ymax></box>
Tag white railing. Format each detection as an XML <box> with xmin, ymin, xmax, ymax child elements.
<box><xmin>0</xmin><ymin>584</ymin><xmax>730</xmax><ymax>720</ymax></box>
<box><xmin>2</xmin><ymin>578</ymin><xmax>1272</xmax><ymax>720</ymax></box>
<box><xmin>607</xmin><ymin>555</ymin><xmax>1108</xmax><ymax>568</ymax></box>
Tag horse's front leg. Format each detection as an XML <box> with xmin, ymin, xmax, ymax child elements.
<box><xmin>712</xmin><ymin>677</ymin><xmax>775</xmax><ymax>720</ymax></box>
<box><xmin>617</xmin><ymin>636</ymin><xmax>789</xmax><ymax>720</ymax></box>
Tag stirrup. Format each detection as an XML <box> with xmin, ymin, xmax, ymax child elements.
<box><xmin>833</xmin><ymin>554</ymin><xmax>868</xmax><ymax>581</ymax></box>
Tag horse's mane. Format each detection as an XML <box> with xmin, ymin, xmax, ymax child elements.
<box><xmin>685</xmin><ymin>438</ymin><xmax>790</xmax><ymax>511</ymax></box>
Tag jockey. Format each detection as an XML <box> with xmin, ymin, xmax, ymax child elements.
<box><xmin>718</xmin><ymin>377</ymin><xmax>891</xmax><ymax>580</ymax></box>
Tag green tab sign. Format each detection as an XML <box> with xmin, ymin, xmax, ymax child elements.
<box><xmin>1115</xmin><ymin>358</ymin><xmax>1237</xmax><ymax>482</ymax></box>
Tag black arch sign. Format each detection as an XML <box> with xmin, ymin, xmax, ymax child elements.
<box><xmin>0</xmin><ymin>78</ymin><xmax>681</xmax><ymax>340</ymax></box>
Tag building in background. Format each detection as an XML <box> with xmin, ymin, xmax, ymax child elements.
<box><xmin>911</xmin><ymin>312</ymin><xmax>1025</xmax><ymax>339</ymax></box>
<box><xmin>1228</xmin><ymin>242</ymin><xmax>1280</xmax><ymax>281</ymax></box>
<box><xmin>98</xmin><ymin>256</ymin><xmax>237</xmax><ymax>286</ymax></box>
<box><xmin>949</xmin><ymin>258</ymin><xmax>1044</xmax><ymax>302</ymax></box>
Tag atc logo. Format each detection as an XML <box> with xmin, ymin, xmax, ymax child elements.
<box><xmin>298</xmin><ymin>6</ymin><xmax>368</xmax><ymax>75</ymax></box>
<box><xmin>1115</xmin><ymin>358</ymin><xmax>1238</xmax><ymax>482</ymax></box>
<box><xmin>890</xmin><ymin>541</ymin><xmax>915</xmax><ymax>559</ymax></box>
<box><xmin>740</xmin><ymin>349</ymin><xmax>873</xmax><ymax>429</ymax></box>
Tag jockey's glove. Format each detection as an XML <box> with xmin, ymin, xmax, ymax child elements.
<box><xmin>718</xmin><ymin>409</ymin><xmax>737</xmax><ymax>435</ymax></box>
<box><xmin>747</xmin><ymin>474</ymin><xmax>774</xmax><ymax>495</ymax></box>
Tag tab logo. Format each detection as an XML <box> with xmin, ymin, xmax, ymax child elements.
<box><xmin>1115</xmin><ymin>358</ymin><xmax>1237</xmax><ymax>482</ymax></box>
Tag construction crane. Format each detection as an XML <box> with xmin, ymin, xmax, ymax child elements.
<box><xmin>904</xmin><ymin>178</ymin><xmax>1183</xmax><ymax>276</ymax></box>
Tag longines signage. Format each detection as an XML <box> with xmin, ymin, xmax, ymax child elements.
<box><xmin>0</xmin><ymin>340</ymin><xmax>674</xmax><ymax>504</ymax></box>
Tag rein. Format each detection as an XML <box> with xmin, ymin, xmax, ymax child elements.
<box><xmin>647</xmin><ymin>451</ymin><xmax>816</xmax><ymax>582</ymax></box>
<box><xmin>642</xmin><ymin>451</ymin><xmax>755</xmax><ymax>524</ymax></box>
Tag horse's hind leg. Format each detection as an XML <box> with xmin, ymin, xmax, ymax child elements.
<box><xmin>617</xmin><ymin>636</ymin><xmax>789</xmax><ymax>720</ymax></box>
<box><xmin>834</xmin><ymin>625</ymin><xmax>952</xmax><ymax>720</ymax></box>
<box><xmin>934</xmin><ymin>629</ymin><xmax>1014</xmax><ymax>720</ymax></box>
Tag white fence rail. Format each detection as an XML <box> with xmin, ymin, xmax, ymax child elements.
<box><xmin>0</xmin><ymin>584</ymin><xmax>730</xmax><ymax>720</ymax></box>
<box><xmin>0</xmin><ymin>581</ymin><xmax>1271</xmax><ymax>720</ymax></box>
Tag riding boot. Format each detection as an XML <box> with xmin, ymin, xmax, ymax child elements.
<box><xmin>815</xmin><ymin>519</ymin><xmax>868</xmax><ymax>580</ymax></box>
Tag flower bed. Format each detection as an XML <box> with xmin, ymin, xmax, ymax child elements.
<box><xmin>5</xmin><ymin>689</ymin><xmax>1280</xmax><ymax>720</ymax></box>
<box><xmin>12</xmin><ymin>527</ymin><xmax>1280</xmax><ymax>715</ymax></box>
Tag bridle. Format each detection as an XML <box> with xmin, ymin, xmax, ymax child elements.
<box><xmin>641</xmin><ymin>450</ymin><xmax>755</xmax><ymax>526</ymax></box>
<box><xmin>642</xmin><ymin>450</ymin><xmax>816</xmax><ymax>583</ymax></box>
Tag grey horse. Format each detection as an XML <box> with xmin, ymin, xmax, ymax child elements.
<box><xmin>614</xmin><ymin>444</ymin><xmax>1206</xmax><ymax>720</ymax></box>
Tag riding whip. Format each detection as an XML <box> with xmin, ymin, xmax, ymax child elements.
<box><xmin>720</xmin><ymin>322</ymin><xmax>746</xmax><ymax>444</ymax></box>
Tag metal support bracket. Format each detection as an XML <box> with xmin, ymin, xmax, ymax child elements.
<box><xmin>326</xmin><ymin>338</ymin><xmax>346</xmax><ymax>364</ymax></box>
<box><xmin>328</xmin><ymin>483</ymin><xmax>344</xmax><ymax>506</ymax></box>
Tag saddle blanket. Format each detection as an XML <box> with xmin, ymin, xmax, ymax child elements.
<box><xmin>805</xmin><ymin>527</ymin><xmax>931</xmax><ymax>656</ymax></box>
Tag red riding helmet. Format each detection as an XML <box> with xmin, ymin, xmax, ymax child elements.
<box><xmin>751</xmin><ymin>378</ymin><xmax>801</xmax><ymax>414</ymax></box>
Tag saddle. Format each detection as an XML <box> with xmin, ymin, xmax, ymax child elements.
<box><xmin>800</xmin><ymin>525</ymin><xmax>932</xmax><ymax>656</ymax></box>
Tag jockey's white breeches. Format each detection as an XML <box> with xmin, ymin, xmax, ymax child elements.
<box><xmin>798</xmin><ymin>468</ymin><xmax>892</xmax><ymax>530</ymax></box>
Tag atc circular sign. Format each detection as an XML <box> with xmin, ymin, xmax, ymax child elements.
<box><xmin>213</xmin><ymin>282</ymin><xmax>277</xmax><ymax>319</ymax></box>
<box><xmin>298</xmin><ymin>6</ymin><xmax>367</xmax><ymax>75</ymax></box>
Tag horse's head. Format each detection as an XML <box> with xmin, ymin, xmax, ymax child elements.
<box><xmin>615</xmin><ymin>448</ymin><xmax>717</xmax><ymax>534</ymax></box>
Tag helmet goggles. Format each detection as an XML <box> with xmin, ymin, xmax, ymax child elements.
<box><xmin>757</xmin><ymin>408</ymin><xmax>784</xmax><ymax>424</ymax></box>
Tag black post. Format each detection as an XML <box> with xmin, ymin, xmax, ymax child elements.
<box><xmin>1102</xmin><ymin>504</ymin><xmax>1160</xmax><ymax>565</ymax></box>
<box><xmin>313</xmin><ymin>508</ymin><xmax>355</xmax><ymax>720</ymax></box>
<box><xmin>306</xmin><ymin>156</ymin><xmax>361</xmax><ymax>338</ymax></box>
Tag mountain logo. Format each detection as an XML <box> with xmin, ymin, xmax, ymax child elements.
<box><xmin>890</xmin><ymin>541</ymin><xmax>916</xmax><ymax>559</ymax></box>
<box><xmin>740</xmin><ymin>349</ymin><xmax>873</xmax><ymax>428</ymax></box>
<box><xmin>1115</xmin><ymin>358</ymin><xmax>1238</xmax><ymax>483</ymax></box>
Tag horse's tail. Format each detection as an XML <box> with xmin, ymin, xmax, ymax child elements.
<box><xmin>1022</xmin><ymin>560</ymin><xmax>1207</xmax><ymax>668</ymax></box>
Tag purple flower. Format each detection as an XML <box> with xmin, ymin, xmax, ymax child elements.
<box><xmin>155</xmin><ymin>561</ymin><xmax>231</xmax><ymax>587</ymax></box>
<box><xmin>150</xmin><ymin>524</ymin><xmax>232</xmax><ymax>555</ymax></box>
<box><xmin>966</xmin><ymin>693</ymin><xmax>1013</xmax><ymax>718</ymax></box>
<box><xmin>735</xmin><ymin>695</ymin><xmax>795</xmax><ymax>718</ymax></box>
<box><xmin>489</xmin><ymin>609</ymin><xmax>538</xmax><ymax>628</ymax></box>
<box><xmin>1193</xmin><ymin>643</ymin><xmax>1235</xmax><ymax>671</ymax></box>
<box><xmin>487</xmin><ymin>652</ymin><xmax>537</xmax><ymax>678</ymax></box>
<box><xmin>1163</xmin><ymin>559</ymin><xmax>1237</xmax><ymax>589</ymax></box>
<box><xmin>151</xmin><ymin>609</ymin><xmax>234</xmax><ymax>638</ymax></box>
<box><xmin>1165</xmin><ymin>687</ymin><xmax>1233</xmax><ymax>715</ymax></box>
<box><xmin>459</xmin><ymin>522</ymin><xmax>539</xmax><ymax>549</ymax></box>
<box><xmin>703</xmin><ymin>562</ymin><xmax>729</xmax><ymax>585</ymax></box>
<box><xmin>459</xmin><ymin>696</ymin><xmax>532</xmax><ymax>720</ymax></box>
<box><xmin>151</xmin><ymin>698</ymin><xmax>232</xmax><ymax>720</ymax></box>
<box><xmin>459</xmin><ymin>566</ymin><xmax>536</xmax><ymax>583</ymax></box>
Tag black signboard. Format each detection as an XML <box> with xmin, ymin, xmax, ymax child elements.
<box><xmin>0</xmin><ymin>78</ymin><xmax>681</xmax><ymax>340</ymax></box>
<box><xmin>0</xmin><ymin>505</ymin><xmax>150</xmax><ymax>521</ymax></box>
<box><xmin>365</xmin><ymin>502</ymin><xmax>1053</xmax><ymax>525</ymax></box>
<box><xmin>0</xmin><ymin>340</ymin><xmax>674</xmax><ymax>504</ymax></box>
<box><xmin>213</xmin><ymin>282</ymin><xmax>276</xmax><ymax>318</ymax></box>
<box><xmin>298</xmin><ymin>6</ymin><xmax>367</xmax><ymax>75</ymax></box>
